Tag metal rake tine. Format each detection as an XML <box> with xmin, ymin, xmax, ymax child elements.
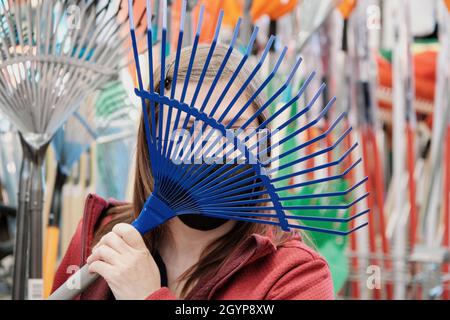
<box><xmin>217</xmin><ymin>36</ymin><xmax>277</xmax><ymax>123</ymax></box>
<box><xmin>199</xmin><ymin>18</ymin><xmax>242</xmax><ymax>113</ymax></box>
<box><xmin>284</xmin><ymin>192</ymin><xmax>369</xmax><ymax>211</ymax></box>
<box><xmin>222</xmin><ymin>46</ymin><xmax>288</xmax><ymax>126</ymax></box>
<box><xmin>272</xmin><ymin>142</ymin><xmax>359</xmax><ymax>183</ymax></box>
<box><xmin>197</xmin><ymin>173</ymin><xmax>265</xmax><ymax>200</ymax></box>
<box><xmin>191</xmin><ymin>11</ymin><xmax>224</xmax><ymax>108</ymax></box>
<box><xmin>129</xmin><ymin>0</ymin><xmax>159</xmax><ymax>176</ymax></box>
<box><xmin>242</xmin><ymin>78</ymin><xmax>325</xmax><ymax>159</ymax></box>
<box><xmin>287</xmin><ymin>222</ymin><xmax>369</xmax><ymax>236</ymax></box>
<box><xmin>12</xmin><ymin>0</ymin><xmax>34</xmax><ymax>113</ymax></box>
<box><xmin>163</xmin><ymin>7</ymin><xmax>223</xmax><ymax>179</ymax></box>
<box><xmin>278</xmin><ymin>177</ymin><xmax>369</xmax><ymax>201</ymax></box>
<box><xmin>200</xmin><ymin>51</ymin><xmax>300</xmax><ymax>161</ymax></box>
<box><xmin>167</xmin><ymin>0</ymin><xmax>232</xmax><ymax>165</ymax></box>
<box><xmin>157</xmin><ymin>0</ymin><xmax>169</xmax><ymax>160</ymax></box>
<box><xmin>161</xmin><ymin>0</ymin><xmax>187</xmax><ymax>160</ymax></box>
<box><xmin>192</xmin><ymin>211</ymin><xmax>369</xmax><ymax>236</ymax></box>
<box><xmin>205</xmin><ymin>208</ymin><xmax>370</xmax><ymax>224</ymax></box>
<box><xmin>73</xmin><ymin>112</ymin><xmax>98</xmax><ymax>140</ymax></box>
<box><xmin>204</xmin><ymin>189</ymin><xmax>269</xmax><ymax>203</ymax></box>
<box><xmin>275</xmin><ymin>158</ymin><xmax>363</xmax><ymax>192</ymax></box>
<box><xmin>240</xmin><ymin>55</ymin><xmax>304</xmax><ymax>131</ymax></box>
<box><xmin>173</xmin><ymin>35</ymin><xmax>277</xmax><ymax>183</ymax></box>
<box><xmin>267</xmin><ymin>108</ymin><xmax>345</xmax><ymax>163</ymax></box>
<box><xmin>163</xmin><ymin>0</ymin><xmax>187</xmax><ymax>190</ymax></box>
<box><xmin>205</xmin><ymin>191</ymin><xmax>369</xmax><ymax>211</ymax></box>
<box><xmin>165</xmin><ymin>19</ymin><xmax>255</xmax><ymax>195</ymax></box>
<box><xmin>179</xmin><ymin>5</ymin><xmax>205</xmax><ymax>103</ymax></box>
<box><xmin>164</xmin><ymin>5</ymin><xmax>205</xmax><ymax>177</ymax></box>
<box><xmin>285</xmin><ymin>209</ymin><xmax>370</xmax><ymax>223</ymax></box>
<box><xmin>145</xmin><ymin>0</ymin><xmax>157</xmax><ymax>147</ymax></box>
<box><xmin>206</xmin><ymin>26</ymin><xmax>260</xmax><ymax>119</ymax></box>
<box><xmin>268</xmin><ymin>124</ymin><xmax>353</xmax><ymax>173</ymax></box>
<box><xmin>209</xmin><ymin>176</ymin><xmax>368</xmax><ymax>205</ymax></box>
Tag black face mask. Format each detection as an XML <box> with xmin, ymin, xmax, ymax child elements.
<box><xmin>178</xmin><ymin>214</ymin><xmax>228</xmax><ymax>231</ymax></box>
<box><xmin>176</xmin><ymin>163</ymin><xmax>259</xmax><ymax>231</ymax></box>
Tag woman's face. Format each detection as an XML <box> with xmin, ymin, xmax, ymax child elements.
<box><xmin>160</xmin><ymin>80</ymin><xmax>262</xmax><ymax>164</ymax></box>
<box><xmin>157</xmin><ymin>80</ymin><xmax>262</xmax><ymax>232</ymax></box>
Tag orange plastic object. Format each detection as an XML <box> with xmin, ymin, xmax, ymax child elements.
<box><xmin>251</xmin><ymin>0</ymin><xmax>298</xmax><ymax>20</ymax></box>
<box><xmin>171</xmin><ymin>0</ymin><xmax>225</xmax><ymax>45</ymax></box>
<box><xmin>221</xmin><ymin>0</ymin><xmax>298</xmax><ymax>26</ymax></box>
<box><xmin>377</xmin><ymin>50</ymin><xmax>437</xmax><ymax>126</ymax></box>
<box><xmin>338</xmin><ymin>0</ymin><xmax>357</xmax><ymax>19</ymax></box>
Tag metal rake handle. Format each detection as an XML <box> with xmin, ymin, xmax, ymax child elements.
<box><xmin>48</xmin><ymin>265</ymin><xmax>98</xmax><ymax>300</ymax></box>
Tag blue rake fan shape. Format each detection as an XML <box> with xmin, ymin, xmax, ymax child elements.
<box><xmin>49</xmin><ymin>0</ymin><xmax>369</xmax><ymax>300</ymax></box>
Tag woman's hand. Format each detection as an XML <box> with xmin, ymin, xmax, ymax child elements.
<box><xmin>86</xmin><ymin>223</ymin><xmax>161</xmax><ymax>300</ymax></box>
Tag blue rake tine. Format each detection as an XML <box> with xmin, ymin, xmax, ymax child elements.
<box><xmin>161</xmin><ymin>0</ymin><xmax>187</xmax><ymax>159</ymax></box>
<box><xmin>272</xmin><ymin>142</ymin><xmax>358</xmax><ymax>183</ymax></box>
<box><xmin>168</xmin><ymin>27</ymin><xmax>259</xmax><ymax>183</ymax></box>
<box><xmin>160</xmin><ymin>0</ymin><xmax>187</xmax><ymax>191</ymax></box>
<box><xmin>195</xmin><ymin>213</ymin><xmax>368</xmax><ymax>236</ymax></box>
<box><xmin>258</xmin><ymin>94</ymin><xmax>336</xmax><ymax>160</ymax></box>
<box><xmin>162</xmin><ymin>5</ymin><xmax>204</xmax><ymax>166</ymax></box>
<box><xmin>172</xmin><ymin>32</ymin><xmax>274</xmax><ymax>167</ymax></box>
<box><xmin>195</xmin><ymin>53</ymin><xmax>302</xmax><ymax>162</ymax></box>
<box><xmin>268</xmin><ymin>108</ymin><xmax>345</xmax><ymax>162</ymax></box>
<box><xmin>278</xmin><ymin>177</ymin><xmax>368</xmax><ymax>201</ymax></box>
<box><xmin>158</xmin><ymin>0</ymin><xmax>168</xmax><ymax>154</ymax></box>
<box><xmin>216</xmin><ymin>70</ymin><xmax>316</xmax><ymax>159</ymax></box>
<box><xmin>205</xmin><ymin>208</ymin><xmax>370</xmax><ymax>223</ymax></box>
<box><xmin>269</xmin><ymin>126</ymin><xmax>353</xmax><ymax>174</ymax></box>
<box><xmin>203</xmin><ymin>191</ymin><xmax>369</xmax><ymax>212</ymax></box>
<box><xmin>179</xmin><ymin>35</ymin><xmax>278</xmax><ymax>163</ymax></box>
<box><xmin>210</xmin><ymin>177</ymin><xmax>368</xmax><ymax>206</ymax></box>
<box><xmin>240</xmin><ymin>56</ymin><xmax>304</xmax><ymax>130</ymax></box>
<box><xmin>275</xmin><ymin>158</ymin><xmax>363</xmax><ymax>192</ymax></box>
<box><xmin>159</xmin><ymin>5</ymin><xmax>205</xmax><ymax>196</ymax></box>
<box><xmin>196</xmin><ymin>145</ymin><xmax>361</xmax><ymax>200</ymax></box>
<box><xmin>241</xmin><ymin>81</ymin><xmax>327</xmax><ymax>161</ymax></box>
<box><xmin>285</xmin><ymin>209</ymin><xmax>370</xmax><ymax>223</ymax></box>
<box><xmin>201</xmin><ymin>189</ymin><xmax>368</xmax><ymax>210</ymax></box>
<box><xmin>284</xmin><ymin>193</ymin><xmax>370</xmax><ymax>211</ymax></box>
<box><xmin>167</xmin><ymin>10</ymin><xmax>225</xmax><ymax>170</ymax></box>
<box><xmin>129</xmin><ymin>0</ymin><xmax>158</xmax><ymax>182</ymax></box>
<box><xmin>175</xmin><ymin>42</ymin><xmax>285</xmax><ymax>189</ymax></box>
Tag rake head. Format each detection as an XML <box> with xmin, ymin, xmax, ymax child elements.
<box><xmin>0</xmin><ymin>0</ymin><xmax>143</xmax><ymax>149</ymax></box>
<box><xmin>129</xmin><ymin>0</ymin><xmax>369</xmax><ymax>236</ymax></box>
<box><xmin>52</xmin><ymin>80</ymin><xmax>136</xmax><ymax>175</ymax></box>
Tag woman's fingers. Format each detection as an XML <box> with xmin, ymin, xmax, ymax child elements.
<box><xmin>88</xmin><ymin>260</ymin><xmax>114</xmax><ymax>281</ymax></box>
<box><xmin>112</xmin><ymin>223</ymin><xmax>147</xmax><ymax>249</ymax></box>
<box><xmin>97</xmin><ymin>232</ymin><xmax>131</xmax><ymax>254</ymax></box>
<box><xmin>87</xmin><ymin>244</ymin><xmax>122</xmax><ymax>265</ymax></box>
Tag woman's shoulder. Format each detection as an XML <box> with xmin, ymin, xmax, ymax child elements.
<box><xmin>247</xmin><ymin>234</ymin><xmax>334</xmax><ymax>299</ymax></box>
<box><xmin>276</xmin><ymin>236</ymin><xmax>327</xmax><ymax>264</ymax></box>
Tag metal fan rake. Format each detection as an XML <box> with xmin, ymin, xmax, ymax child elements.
<box><xmin>0</xmin><ymin>0</ymin><xmax>146</xmax><ymax>299</ymax></box>
<box><xmin>49</xmin><ymin>0</ymin><xmax>369</xmax><ymax>300</ymax></box>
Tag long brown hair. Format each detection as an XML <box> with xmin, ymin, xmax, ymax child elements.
<box><xmin>94</xmin><ymin>44</ymin><xmax>297</xmax><ymax>298</ymax></box>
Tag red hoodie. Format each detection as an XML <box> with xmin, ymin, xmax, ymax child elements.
<box><xmin>52</xmin><ymin>194</ymin><xmax>334</xmax><ymax>300</ymax></box>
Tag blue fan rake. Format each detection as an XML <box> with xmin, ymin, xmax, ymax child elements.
<box><xmin>49</xmin><ymin>0</ymin><xmax>369</xmax><ymax>300</ymax></box>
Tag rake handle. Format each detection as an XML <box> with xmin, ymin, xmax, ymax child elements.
<box><xmin>48</xmin><ymin>194</ymin><xmax>174</xmax><ymax>300</ymax></box>
<box><xmin>48</xmin><ymin>264</ymin><xmax>98</xmax><ymax>300</ymax></box>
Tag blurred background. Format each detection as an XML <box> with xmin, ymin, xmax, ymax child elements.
<box><xmin>0</xmin><ymin>0</ymin><xmax>449</xmax><ymax>300</ymax></box>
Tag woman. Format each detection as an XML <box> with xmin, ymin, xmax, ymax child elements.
<box><xmin>52</xmin><ymin>45</ymin><xmax>334</xmax><ymax>300</ymax></box>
